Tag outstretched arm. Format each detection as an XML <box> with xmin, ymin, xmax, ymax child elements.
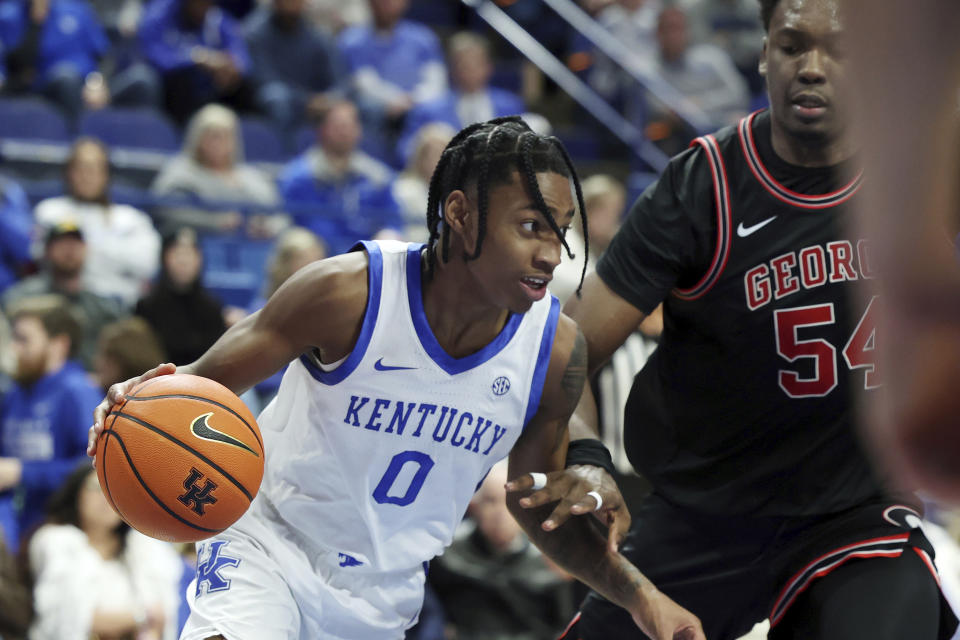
<box><xmin>507</xmin><ymin>316</ymin><xmax>703</xmax><ymax>640</ymax></box>
<box><xmin>847</xmin><ymin>0</ymin><xmax>960</xmax><ymax>503</ymax></box>
<box><xmin>88</xmin><ymin>251</ymin><xmax>370</xmax><ymax>456</ymax></box>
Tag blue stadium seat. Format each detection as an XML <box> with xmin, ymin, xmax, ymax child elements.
<box><xmin>293</xmin><ymin>126</ymin><xmax>315</xmax><ymax>154</ymax></box>
<box><xmin>556</xmin><ymin>127</ymin><xmax>600</xmax><ymax>163</ymax></box>
<box><xmin>292</xmin><ymin>125</ymin><xmax>399</xmax><ymax>168</ymax></box>
<box><xmin>78</xmin><ymin>107</ymin><xmax>180</xmax><ymax>151</ymax></box>
<box><xmin>491</xmin><ymin>65</ymin><xmax>523</xmax><ymax>93</ymax></box>
<box><xmin>200</xmin><ymin>234</ymin><xmax>274</xmax><ymax>308</ymax></box>
<box><xmin>405</xmin><ymin>0</ymin><xmax>460</xmax><ymax>27</ymax></box>
<box><xmin>240</xmin><ymin>117</ymin><xmax>286</xmax><ymax>163</ymax></box>
<box><xmin>0</xmin><ymin>98</ymin><xmax>70</xmax><ymax>142</ymax></box>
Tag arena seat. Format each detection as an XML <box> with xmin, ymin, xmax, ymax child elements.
<box><xmin>0</xmin><ymin>98</ymin><xmax>70</xmax><ymax>142</ymax></box>
<box><xmin>78</xmin><ymin>107</ymin><xmax>180</xmax><ymax>151</ymax></box>
<box><xmin>405</xmin><ymin>0</ymin><xmax>460</xmax><ymax>27</ymax></box>
<box><xmin>293</xmin><ymin>126</ymin><xmax>315</xmax><ymax>155</ymax></box>
<box><xmin>240</xmin><ymin>117</ymin><xmax>286</xmax><ymax>163</ymax></box>
<box><xmin>200</xmin><ymin>233</ymin><xmax>274</xmax><ymax>308</ymax></box>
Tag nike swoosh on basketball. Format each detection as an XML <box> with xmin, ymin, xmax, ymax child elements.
<box><xmin>736</xmin><ymin>216</ymin><xmax>777</xmax><ymax>237</ymax></box>
<box><xmin>190</xmin><ymin>412</ymin><xmax>259</xmax><ymax>456</ymax></box>
<box><xmin>374</xmin><ymin>358</ymin><xmax>416</xmax><ymax>372</ymax></box>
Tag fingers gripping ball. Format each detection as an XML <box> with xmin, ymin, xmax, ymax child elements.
<box><xmin>95</xmin><ymin>374</ymin><xmax>264</xmax><ymax>542</ymax></box>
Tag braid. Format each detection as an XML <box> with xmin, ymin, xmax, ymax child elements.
<box><xmin>422</xmin><ymin>115</ymin><xmax>590</xmax><ymax>294</ymax></box>
<box><xmin>469</xmin><ymin>123</ymin><xmax>510</xmax><ymax>260</ymax></box>
<box><xmin>425</xmin><ymin>120</ymin><xmax>492</xmax><ymax>275</ymax></box>
<box><xmin>516</xmin><ymin>132</ymin><xmax>574</xmax><ymax>259</ymax></box>
<box><xmin>548</xmin><ymin>136</ymin><xmax>589</xmax><ymax>296</ymax></box>
<box><xmin>425</xmin><ymin>148</ymin><xmax>455</xmax><ymax>277</ymax></box>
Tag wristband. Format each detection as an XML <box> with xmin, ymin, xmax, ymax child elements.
<box><xmin>564</xmin><ymin>438</ymin><xmax>616</xmax><ymax>478</ymax></box>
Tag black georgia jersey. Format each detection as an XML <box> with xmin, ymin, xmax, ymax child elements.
<box><xmin>598</xmin><ymin>110</ymin><xmax>885</xmax><ymax>516</ymax></box>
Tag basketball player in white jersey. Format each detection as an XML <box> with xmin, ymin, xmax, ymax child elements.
<box><xmin>87</xmin><ymin>118</ymin><xmax>704</xmax><ymax>640</ymax></box>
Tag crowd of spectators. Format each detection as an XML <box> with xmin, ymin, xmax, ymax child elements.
<box><xmin>3</xmin><ymin>1</ymin><xmax>956</xmax><ymax>639</ymax></box>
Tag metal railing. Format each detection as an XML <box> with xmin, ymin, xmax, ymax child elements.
<box><xmin>461</xmin><ymin>0</ymin><xmax>670</xmax><ymax>172</ymax></box>
<box><xmin>540</xmin><ymin>0</ymin><xmax>714</xmax><ymax>134</ymax></box>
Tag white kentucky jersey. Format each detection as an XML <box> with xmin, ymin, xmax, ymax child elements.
<box><xmin>255</xmin><ymin>240</ymin><xmax>560</xmax><ymax>573</ymax></box>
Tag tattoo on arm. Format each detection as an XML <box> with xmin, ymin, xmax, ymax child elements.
<box><xmin>507</xmin><ymin>499</ymin><xmax>646</xmax><ymax>611</ymax></box>
<box><xmin>555</xmin><ymin>329</ymin><xmax>588</xmax><ymax>449</ymax></box>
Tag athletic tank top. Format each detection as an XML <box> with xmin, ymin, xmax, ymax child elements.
<box><xmin>620</xmin><ymin>112</ymin><xmax>884</xmax><ymax>515</ymax></box>
<box><xmin>256</xmin><ymin>240</ymin><xmax>560</xmax><ymax>571</ymax></box>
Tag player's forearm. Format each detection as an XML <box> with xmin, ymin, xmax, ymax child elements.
<box><xmin>849</xmin><ymin>0</ymin><xmax>960</xmax><ymax>291</ymax></box>
<box><xmin>179</xmin><ymin>312</ymin><xmax>296</xmax><ymax>394</ymax></box>
<box><xmin>507</xmin><ymin>499</ymin><xmax>654</xmax><ymax>620</ymax></box>
<box><xmin>569</xmin><ymin>383</ymin><xmax>601</xmax><ymax>440</ymax></box>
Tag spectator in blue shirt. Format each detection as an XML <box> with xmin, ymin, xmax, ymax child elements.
<box><xmin>0</xmin><ymin>0</ymin><xmax>109</xmax><ymax>116</ymax></box>
<box><xmin>138</xmin><ymin>0</ymin><xmax>254</xmax><ymax>123</ymax></box>
<box><xmin>0</xmin><ymin>175</ymin><xmax>32</xmax><ymax>298</ymax></box>
<box><xmin>338</xmin><ymin>0</ymin><xmax>446</xmax><ymax>158</ymax></box>
<box><xmin>242</xmin><ymin>0</ymin><xmax>342</xmax><ymax>141</ymax></box>
<box><xmin>0</xmin><ymin>295</ymin><xmax>101</xmax><ymax>548</ymax></box>
<box><xmin>398</xmin><ymin>32</ymin><xmax>525</xmax><ymax>164</ymax></box>
<box><xmin>278</xmin><ymin>99</ymin><xmax>403</xmax><ymax>256</ymax></box>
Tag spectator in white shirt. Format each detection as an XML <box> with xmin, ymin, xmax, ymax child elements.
<box><xmin>33</xmin><ymin>138</ymin><xmax>161</xmax><ymax>308</ymax></box>
<box><xmin>27</xmin><ymin>463</ymin><xmax>184</xmax><ymax>640</ymax></box>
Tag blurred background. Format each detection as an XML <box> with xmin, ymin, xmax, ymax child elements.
<box><xmin>0</xmin><ymin>1</ymin><xmax>953</xmax><ymax>639</ymax></box>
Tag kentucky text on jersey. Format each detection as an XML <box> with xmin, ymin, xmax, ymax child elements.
<box><xmin>744</xmin><ymin>239</ymin><xmax>875</xmax><ymax>310</ymax></box>
<box><xmin>343</xmin><ymin>395</ymin><xmax>508</xmax><ymax>455</ymax></box>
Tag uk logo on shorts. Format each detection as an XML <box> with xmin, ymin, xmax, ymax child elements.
<box><xmin>492</xmin><ymin>376</ymin><xmax>510</xmax><ymax>396</ymax></box>
<box><xmin>196</xmin><ymin>540</ymin><xmax>241</xmax><ymax>597</ymax></box>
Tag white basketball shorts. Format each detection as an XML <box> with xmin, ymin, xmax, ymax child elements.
<box><xmin>179</xmin><ymin>498</ymin><xmax>426</xmax><ymax>640</ymax></box>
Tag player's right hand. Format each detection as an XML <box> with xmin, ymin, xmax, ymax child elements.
<box><xmin>506</xmin><ymin>464</ymin><xmax>630</xmax><ymax>553</ymax></box>
<box><xmin>87</xmin><ymin>363</ymin><xmax>177</xmax><ymax>461</ymax></box>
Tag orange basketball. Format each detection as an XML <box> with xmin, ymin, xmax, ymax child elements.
<box><xmin>95</xmin><ymin>373</ymin><xmax>265</xmax><ymax>543</ymax></box>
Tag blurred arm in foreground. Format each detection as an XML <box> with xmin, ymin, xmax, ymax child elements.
<box><xmin>847</xmin><ymin>0</ymin><xmax>960</xmax><ymax>503</ymax></box>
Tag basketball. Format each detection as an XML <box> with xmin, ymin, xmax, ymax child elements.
<box><xmin>95</xmin><ymin>373</ymin><xmax>265</xmax><ymax>543</ymax></box>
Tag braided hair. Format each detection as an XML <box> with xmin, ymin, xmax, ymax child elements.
<box><xmin>424</xmin><ymin>116</ymin><xmax>589</xmax><ymax>294</ymax></box>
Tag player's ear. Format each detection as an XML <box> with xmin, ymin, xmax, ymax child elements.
<box><xmin>443</xmin><ymin>189</ymin><xmax>478</xmax><ymax>256</ymax></box>
<box><xmin>759</xmin><ymin>36</ymin><xmax>768</xmax><ymax>77</ymax></box>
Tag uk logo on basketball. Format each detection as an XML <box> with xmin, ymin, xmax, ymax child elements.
<box><xmin>178</xmin><ymin>467</ymin><xmax>219</xmax><ymax>515</ymax></box>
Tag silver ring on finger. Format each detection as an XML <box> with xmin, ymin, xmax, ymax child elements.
<box><xmin>587</xmin><ymin>490</ymin><xmax>604</xmax><ymax>511</ymax></box>
<box><xmin>530</xmin><ymin>472</ymin><xmax>547</xmax><ymax>491</ymax></box>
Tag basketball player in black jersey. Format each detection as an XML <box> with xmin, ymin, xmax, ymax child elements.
<box><xmin>514</xmin><ymin>0</ymin><xmax>960</xmax><ymax>638</ymax></box>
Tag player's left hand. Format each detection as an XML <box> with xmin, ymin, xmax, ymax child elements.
<box><xmin>505</xmin><ymin>465</ymin><xmax>630</xmax><ymax>553</ymax></box>
<box><xmin>630</xmin><ymin>585</ymin><xmax>706</xmax><ymax>640</ymax></box>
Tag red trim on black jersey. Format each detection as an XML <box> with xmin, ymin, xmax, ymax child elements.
<box><xmin>769</xmin><ymin>533</ymin><xmax>910</xmax><ymax>626</ymax></box>
<box><xmin>557</xmin><ymin>612</ymin><xmax>581</xmax><ymax>640</ymax></box>
<box><xmin>914</xmin><ymin>547</ymin><xmax>942</xmax><ymax>587</ymax></box>
<box><xmin>673</xmin><ymin>135</ymin><xmax>732</xmax><ymax>300</ymax></box>
<box><xmin>738</xmin><ymin>111</ymin><xmax>863</xmax><ymax>209</ymax></box>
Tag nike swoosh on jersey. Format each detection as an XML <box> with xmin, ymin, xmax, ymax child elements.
<box><xmin>374</xmin><ymin>358</ymin><xmax>416</xmax><ymax>371</ymax></box>
<box><xmin>190</xmin><ymin>412</ymin><xmax>259</xmax><ymax>456</ymax></box>
<box><xmin>736</xmin><ymin>216</ymin><xmax>777</xmax><ymax>237</ymax></box>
